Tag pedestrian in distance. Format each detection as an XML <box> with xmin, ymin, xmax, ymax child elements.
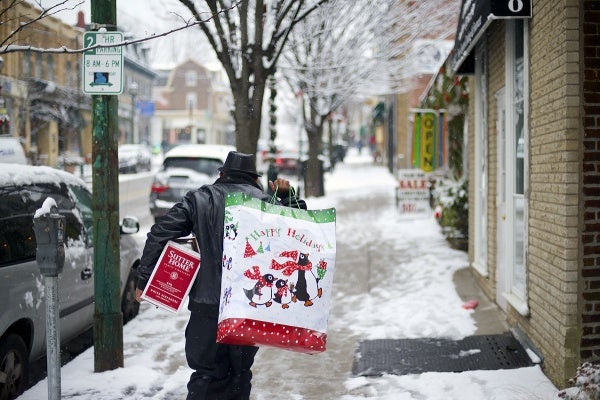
<box><xmin>135</xmin><ymin>151</ymin><xmax>306</xmax><ymax>400</ymax></box>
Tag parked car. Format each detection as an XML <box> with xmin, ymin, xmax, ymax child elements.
<box><xmin>118</xmin><ymin>144</ymin><xmax>153</xmax><ymax>174</ymax></box>
<box><xmin>0</xmin><ymin>135</ymin><xmax>27</xmax><ymax>165</ymax></box>
<box><xmin>260</xmin><ymin>148</ymin><xmax>332</xmax><ymax>177</ymax></box>
<box><xmin>149</xmin><ymin>144</ymin><xmax>235</xmax><ymax>221</ymax></box>
<box><xmin>0</xmin><ymin>164</ymin><xmax>142</xmax><ymax>400</ymax></box>
<box><xmin>273</xmin><ymin>150</ymin><xmax>301</xmax><ymax>174</ymax></box>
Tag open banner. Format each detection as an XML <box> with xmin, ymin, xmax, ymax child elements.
<box><xmin>411</xmin><ymin>109</ymin><xmax>447</xmax><ymax>172</ymax></box>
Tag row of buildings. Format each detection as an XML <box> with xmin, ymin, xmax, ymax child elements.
<box><xmin>0</xmin><ymin>2</ymin><xmax>233</xmax><ymax>167</ymax></box>
<box><xmin>5</xmin><ymin>0</ymin><xmax>598</xmax><ymax>390</ymax></box>
<box><xmin>376</xmin><ymin>0</ymin><xmax>599</xmax><ymax>389</ymax></box>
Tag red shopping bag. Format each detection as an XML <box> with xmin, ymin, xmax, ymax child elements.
<box><xmin>141</xmin><ymin>238</ymin><xmax>200</xmax><ymax>313</ymax></box>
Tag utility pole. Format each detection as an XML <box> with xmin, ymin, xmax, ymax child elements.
<box><xmin>90</xmin><ymin>0</ymin><xmax>123</xmax><ymax>372</ymax></box>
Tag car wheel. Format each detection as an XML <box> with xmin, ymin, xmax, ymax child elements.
<box><xmin>121</xmin><ymin>271</ymin><xmax>140</xmax><ymax>324</ymax></box>
<box><xmin>0</xmin><ymin>334</ymin><xmax>29</xmax><ymax>400</ymax></box>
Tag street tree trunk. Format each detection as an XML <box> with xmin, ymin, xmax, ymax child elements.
<box><xmin>304</xmin><ymin>99</ymin><xmax>325</xmax><ymax>197</ymax></box>
<box><xmin>230</xmin><ymin>71</ymin><xmax>267</xmax><ymax>154</ymax></box>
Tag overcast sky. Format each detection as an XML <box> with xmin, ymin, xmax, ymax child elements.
<box><xmin>46</xmin><ymin>0</ymin><xmax>216</xmax><ymax>67</ymax></box>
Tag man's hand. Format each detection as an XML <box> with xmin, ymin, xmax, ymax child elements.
<box><xmin>269</xmin><ymin>178</ymin><xmax>291</xmax><ymax>194</ymax></box>
<box><xmin>135</xmin><ymin>288</ymin><xmax>143</xmax><ymax>303</ymax></box>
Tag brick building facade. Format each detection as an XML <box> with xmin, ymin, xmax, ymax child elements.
<box><xmin>0</xmin><ymin>2</ymin><xmax>85</xmax><ymax>166</ymax></box>
<box><xmin>449</xmin><ymin>0</ymin><xmax>600</xmax><ymax>387</ymax></box>
<box><xmin>151</xmin><ymin>59</ymin><xmax>234</xmax><ymax>148</ymax></box>
<box><xmin>0</xmin><ymin>4</ymin><xmax>156</xmax><ymax>167</ymax></box>
<box><xmin>582</xmin><ymin>0</ymin><xmax>600</xmax><ymax>363</ymax></box>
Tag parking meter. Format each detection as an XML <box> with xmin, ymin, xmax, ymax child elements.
<box><xmin>33</xmin><ymin>198</ymin><xmax>65</xmax><ymax>399</ymax></box>
<box><xmin>33</xmin><ymin>200</ymin><xmax>66</xmax><ymax>277</ymax></box>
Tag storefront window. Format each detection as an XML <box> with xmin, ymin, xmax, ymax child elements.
<box><xmin>66</xmin><ymin>61</ymin><xmax>72</xmax><ymax>86</ymax></box>
<box><xmin>513</xmin><ymin>196</ymin><xmax>525</xmax><ymax>296</ymax></box>
<box><xmin>186</xmin><ymin>70</ymin><xmax>197</xmax><ymax>87</ymax></box>
<box><xmin>473</xmin><ymin>44</ymin><xmax>488</xmax><ymax>277</ymax></box>
<box><xmin>22</xmin><ymin>52</ymin><xmax>31</xmax><ymax>78</ymax></box>
<box><xmin>46</xmin><ymin>55</ymin><xmax>54</xmax><ymax>81</ymax></box>
<box><xmin>505</xmin><ymin>18</ymin><xmax>529</xmax><ymax>314</ymax></box>
<box><xmin>34</xmin><ymin>53</ymin><xmax>42</xmax><ymax>78</ymax></box>
<box><xmin>514</xmin><ymin>20</ymin><xmax>525</xmax><ymax>196</ymax></box>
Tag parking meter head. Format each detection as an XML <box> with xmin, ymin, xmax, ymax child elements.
<box><xmin>33</xmin><ymin>213</ymin><xmax>66</xmax><ymax>276</ymax></box>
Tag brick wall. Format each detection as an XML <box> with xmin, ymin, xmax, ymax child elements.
<box><xmin>395</xmin><ymin>93</ymin><xmax>411</xmax><ymax>170</ymax></box>
<box><xmin>519</xmin><ymin>0</ymin><xmax>582</xmax><ymax>385</ymax></box>
<box><xmin>467</xmin><ymin>0</ymin><xmax>583</xmax><ymax>387</ymax></box>
<box><xmin>581</xmin><ymin>0</ymin><xmax>600</xmax><ymax>363</ymax></box>
<box><xmin>1</xmin><ymin>3</ymin><xmax>81</xmax><ymax>87</ymax></box>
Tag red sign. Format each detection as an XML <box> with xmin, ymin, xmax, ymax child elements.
<box><xmin>141</xmin><ymin>240</ymin><xmax>201</xmax><ymax>313</ymax></box>
<box><xmin>399</xmin><ymin>179</ymin><xmax>428</xmax><ymax>189</ymax></box>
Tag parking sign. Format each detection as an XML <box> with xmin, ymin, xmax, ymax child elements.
<box><xmin>82</xmin><ymin>31</ymin><xmax>123</xmax><ymax>95</ymax></box>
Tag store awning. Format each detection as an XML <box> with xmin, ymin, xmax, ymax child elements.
<box><xmin>450</xmin><ymin>0</ymin><xmax>532</xmax><ymax>74</ymax></box>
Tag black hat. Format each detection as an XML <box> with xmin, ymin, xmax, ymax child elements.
<box><xmin>218</xmin><ymin>151</ymin><xmax>261</xmax><ymax>177</ymax></box>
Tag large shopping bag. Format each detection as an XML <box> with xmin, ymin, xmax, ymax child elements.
<box><xmin>217</xmin><ymin>192</ymin><xmax>336</xmax><ymax>354</ymax></box>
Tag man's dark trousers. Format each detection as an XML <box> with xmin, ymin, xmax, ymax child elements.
<box><xmin>185</xmin><ymin>309</ymin><xmax>259</xmax><ymax>400</ymax></box>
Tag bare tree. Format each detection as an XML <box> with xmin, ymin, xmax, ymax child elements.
<box><xmin>279</xmin><ymin>0</ymin><xmax>459</xmax><ymax>197</ymax></box>
<box><xmin>1</xmin><ymin>0</ymin><xmax>456</xmax><ymax>161</ymax></box>
<box><xmin>177</xmin><ymin>0</ymin><xmax>330</xmax><ymax>154</ymax></box>
<box><xmin>0</xmin><ymin>1</ymin><xmax>228</xmax><ymax>55</ymax></box>
<box><xmin>280</xmin><ymin>0</ymin><xmax>379</xmax><ymax>196</ymax></box>
<box><xmin>369</xmin><ymin>0</ymin><xmax>460</xmax><ymax>93</ymax></box>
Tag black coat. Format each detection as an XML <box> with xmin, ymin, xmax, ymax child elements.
<box><xmin>136</xmin><ymin>173</ymin><xmax>305</xmax><ymax>313</ymax></box>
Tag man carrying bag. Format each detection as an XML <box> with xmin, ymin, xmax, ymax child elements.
<box><xmin>136</xmin><ymin>151</ymin><xmax>306</xmax><ymax>400</ymax></box>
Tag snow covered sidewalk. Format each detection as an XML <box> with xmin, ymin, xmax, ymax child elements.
<box><xmin>19</xmin><ymin>148</ymin><xmax>561</xmax><ymax>399</ymax></box>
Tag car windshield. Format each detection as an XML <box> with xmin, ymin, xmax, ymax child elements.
<box><xmin>163</xmin><ymin>157</ymin><xmax>222</xmax><ymax>175</ymax></box>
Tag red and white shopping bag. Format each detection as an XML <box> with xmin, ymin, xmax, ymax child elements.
<box><xmin>217</xmin><ymin>192</ymin><xmax>336</xmax><ymax>354</ymax></box>
<box><xmin>141</xmin><ymin>238</ymin><xmax>200</xmax><ymax>313</ymax></box>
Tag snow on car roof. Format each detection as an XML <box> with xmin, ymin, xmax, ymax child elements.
<box><xmin>0</xmin><ymin>163</ymin><xmax>87</xmax><ymax>188</ymax></box>
<box><xmin>164</xmin><ymin>144</ymin><xmax>236</xmax><ymax>161</ymax></box>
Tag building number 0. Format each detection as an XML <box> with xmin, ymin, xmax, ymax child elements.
<box><xmin>508</xmin><ymin>0</ymin><xmax>524</xmax><ymax>12</ymax></box>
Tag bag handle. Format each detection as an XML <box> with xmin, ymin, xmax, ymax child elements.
<box><xmin>269</xmin><ymin>185</ymin><xmax>302</xmax><ymax>209</ymax></box>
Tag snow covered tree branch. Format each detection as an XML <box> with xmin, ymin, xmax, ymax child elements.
<box><xmin>0</xmin><ymin>0</ymin><xmax>238</xmax><ymax>54</ymax></box>
<box><xmin>176</xmin><ymin>0</ymin><xmax>330</xmax><ymax>154</ymax></box>
<box><xmin>277</xmin><ymin>0</ymin><xmax>459</xmax><ymax>196</ymax></box>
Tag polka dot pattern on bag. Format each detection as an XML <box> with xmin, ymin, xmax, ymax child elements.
<box><xmin>217</xmin><ymin>318</ymin><xmax>327</xmax><ymax>354</ymax></box>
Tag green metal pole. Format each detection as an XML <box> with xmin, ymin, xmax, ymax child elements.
<box><xmin>90</xmin><ymin>0</ymin><xmax>123</xmax><ymax>372</ymax></box>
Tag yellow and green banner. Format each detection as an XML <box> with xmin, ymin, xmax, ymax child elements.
<box><xmin>411</xmin><ymin>110</ymin><xmax>447</xmax><ymax>172</ymax></box>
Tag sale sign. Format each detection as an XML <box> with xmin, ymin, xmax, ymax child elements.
<box><xmin>141</xmin><ymin>240</ymin><xmax>201</xmax><ymax>313</ymax></box>
<box><xmin>395</xmin><ymin>169</ymin><xmax>430</xmax><ymax>216</ymax></box>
